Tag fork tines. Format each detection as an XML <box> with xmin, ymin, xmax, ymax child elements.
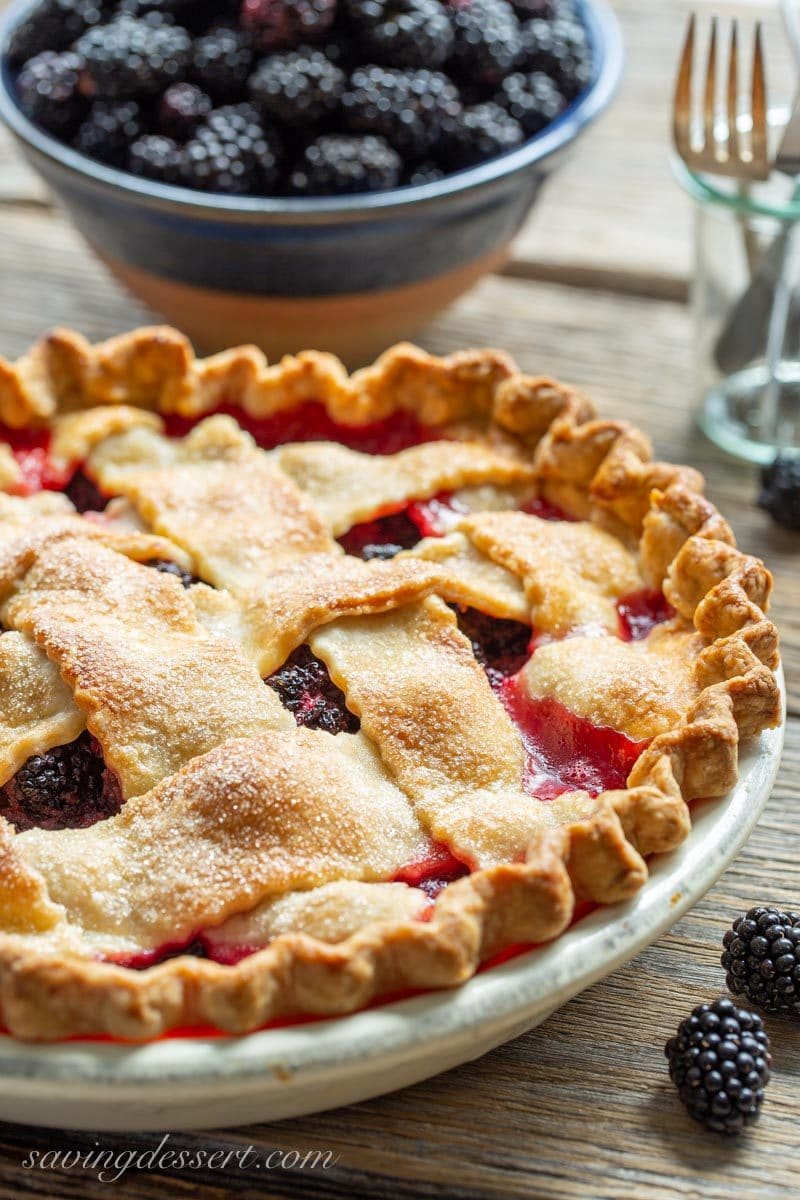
<box><xmin>673</xmin><ymin>14</ymin><xmax>769</xmax><ymax>180</ymax></box>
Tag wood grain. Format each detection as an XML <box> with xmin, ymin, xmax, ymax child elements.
<box><xmin>0</xmin><ymin>1</ymin><xmax>798</xmax><ymax>1197</ymax></box>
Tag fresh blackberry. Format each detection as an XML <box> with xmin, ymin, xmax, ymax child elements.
<box><xmin>405</xmin><ymin>159</ymin><xmax>446</xmax><ymax>186</ymax></box>
<box><xmin>0</xmin><ymin>732</ymin><xmax>123</xmax><ymax>832</ymax></box>
<box><xmin>520</xmin><ymin>15</ymin><xmax>592</xmax><ymax>99</ymax></box>
<box><xmin>15</xmin><ymin>51</ymin><xmax>87</xmax><ymax>138</ymax></box>
<box><xmin>240</xmin><ymin>0</ymin><xmax>338</xmax><ymax>52</ymax></box>
<box><xmin>183</xmin><ymin>104</ymin><xmax>281</xmax><ymax>194</ymax></box>
<box><xmin>665</xmin><ymin>998</ymin><xmax>771</xmax><ymax>1135</ymax></box>
<box><xmin>248</xmin><ymin>49</ymin><xmax>345</xmax><ymax>126</ymax></box>
<box><xmin>76</xmin><ymin>15</ymin><xmax>192</xmax><ymax>99</ymax></box>
<box><xmin>452</xmin><ymin>605</ymin><xmax>531</xmax><ymax>686</ymax></box>
<box><xmin>74</xmin><ymin>99</ymin><xmax>144</xmax><ymax>165</ymax></box>
<box><xmin>511</xmin><ymin>0</ymin><xmax>579</xmax><ymax>17</ymax></box>
<box><xmin>346</xmin><ymin>0</ymin><xmax>455</xmax><ymax>69</ymax></box>
<box><xmin>723</xmin><ymin>906</ymin><xmax>800</xmax><ymax>1015</ymax></box>
<box><xmin>441</xmin><ymin>101</ymin><xmax>523</xmax><ymax>169</ymax></box>
<box><xmin>290</xmin><ymin>134</ymin><xmax>401</xmax><ymax>195</ymax></box>
<box><xmin>129</xmin><ymin>134</ymin><xmax>183</xmax><ymax>183</ymax></box>
<box><xmin>145</xmin><ymin>558</ymin><xmax>200</xmax><ymax>587</ymax></box>
<box><xmin>759</xmin><ymin>455</ymin><xmax>800</xmax><ymax>530</ymax></box>
<box><xmin>157</xmin><ymin>82</ymin><xmax>212</xmax><ymax>140</ymax></box>
<box><xmin>447</xmin><ymin>0</ymin><xmax>522</xmax><ymax>87</ymax></box>
<box><xmin>266</xmin><ymin>644</ymin><xmax>360</xmax><ymax>735</ymax></box>
<box><xmin>7</xmin><ymin>0</ymin><xmax>103</xmax><ymax>66</ymax></box>
<box><xmin>191</xmin><ymin>27</ymin><xmax>253</xmax><ymax>97</ymax></box>
<box><xmin>342</xmin><ymin>66</ymin><xmax>462</xmax><ymax>158</ymax></box>
<box><xmin>496</xmin><ymin>69</ymin><xmax>565</xmax><ymax>134</ymax></box>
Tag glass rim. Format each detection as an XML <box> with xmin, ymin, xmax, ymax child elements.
<box><xmin>672</xmin><ymin>153</ymin><xmax>800</xmax><ymax>222</ymax></box>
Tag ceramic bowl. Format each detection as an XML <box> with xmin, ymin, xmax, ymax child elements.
<box><xmin>0</xmin><ymin>0</ymin><xmax>623</xmax><ymax>363</ymax></box>
<box><xmin>0</xmin><ymin>680</ymin><xmax>784</xmax><ymax>1133</ymax></box>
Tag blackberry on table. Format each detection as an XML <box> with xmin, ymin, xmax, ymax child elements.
<box><xmin>74</xmin><ymin>98</ymin><xmax>144</xmax><ymax>165</ymax></box>
<box><xmin>496</xmin><ymin>69</ymin><xmax>565</xmax><ymax>134</ymax></box>
<box><xmin>129</xmin><ymin>134</ymin><xmax>184</xmax><ymax>183</ymax></box>
<box><xmin>248</xmin><ymin>49</ymin><xmax>345</xmax><ymax>126</ymax></box>
<box><xmin>342</xmin><ymin>65</ymin><xmax>462</xmax><ymax>158</ymax></box>
<box><xmin>759</xmin><ymin>455</ymin><xmax>800</xmax><ymax>530</ymax></box>
<box><xmin>290</xmin><ymin>134</ymin><xmax>402</xmax><ymax>194</ymax></box>
<box><xmin>8</xmin><ymin>0</ymin><xmax>102</xmax><ymax>66</ymax></box>
<box><xmin>183</xmin><ymin>104</ymin><xmax>281</xmax><ymax>194</ymax></box>
<box><xmin>16</xmin><ymin>51</ymin><xmax>87</xmax><ymax>137</ymax></box>
<box><xmin>191</xmin><ymin>27</ymin><xmax>253</xmax><ymax>97</ymax></box>
<box><xmin>157</xmin><ymin>82</ymin><xmax>212</xmax><ymax>140</ymax></box>
<box><xmin>346</xmin><ymin>0</ymin><xmax>455</xmax><ymax>70</ymax></box>
<box><xmin>447</xmin><ymin>0</ymin><xmax>522</xmax><ymax>87</ymax></box>
<box><xmin>240</xmin><ymin>0</ymin><xmax>338</xmax><ymax>52</ymax></box>
<box><xmin>723</xmin><ymin>906</ymin><xmax>800</xmax><ymax>1015</ymax></box>
<box><xmin>0</xmin><ymin>732</ymin><xmax>123</xmax><ymax>832</ymax></box>
<box><xmin>520</xmin><ymin>14</ymin><xmax>592</xmax><ymax>98</ymax></box>
<box><xmin>76</xmin><ymin>15</ymin><xmax>192</xmax><ymax>99</ymax></box>
<box><xmin>441</xmin><ymin>101</ymin><xmax>523</xmax><ymax>169</ymax></box>
<box><xmin>665</xmin><ymin>997</ymin><xmax>772</xmax><ymax>1135</ymax></box>
<box><xmin>266</xmin><ymin>644</ymin><xmax>360</xmax><ymax>735</ymax></box>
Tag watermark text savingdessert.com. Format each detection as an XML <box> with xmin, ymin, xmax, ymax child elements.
<box><xmin>21</xmin><ymin>1133</ymin><xmax>339</xmax><ymax>1184</ymax></box>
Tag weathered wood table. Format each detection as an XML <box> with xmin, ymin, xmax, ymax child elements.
<box><xmin>0</xmin><ymin>1</ymin><xmax>798</xmax><ymax>1196</ymax></box>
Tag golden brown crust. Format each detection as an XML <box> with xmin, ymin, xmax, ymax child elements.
<box><xmin>0</xmin><ymin>327</ymin><xmax>782</xmax><ymax>1041</ymax></box>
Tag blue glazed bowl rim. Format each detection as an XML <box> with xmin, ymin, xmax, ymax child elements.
<box><xmin>0</xmin><ymin>0</ymin><xmax>623</xmax><ymax>224</ymax></box>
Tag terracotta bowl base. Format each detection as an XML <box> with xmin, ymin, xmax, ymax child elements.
<box><xmin>98</xmin><ymin>246</ymin><xmax>510</xmax><ymax>366</ymax></box>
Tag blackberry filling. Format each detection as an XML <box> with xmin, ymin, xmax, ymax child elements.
<box><xmin>452</xmin><ymin>605</ymin><xmax>533</xmax><ymax>687</ymax></box>
<box><xmin>63</xmin><ymin>467</ymin><xmax>108</xmax><ymax>513</ymax></box>
<box><xmin>266</xmin><ymin>645</ymin><xmax>360</xmax><ymax>735</ymax></box>
<box><xmin>144</xmin><ymin>558</ymin><xmax>202</xmax><ymax>589</ymax></box>
<box><xmin>338</xmin><ymin>509</ymin><xmax>422</xmax><ymax>559</ymax></box>
<box><xmin>0</xmin><ymin>731</ymin><xmax>123</xmax><ymax>832</ymax></box>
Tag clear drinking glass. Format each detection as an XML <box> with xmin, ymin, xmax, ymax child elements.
<box><xmin>675</xmin><ymin>158</ymin><xmax>800</xmax><ymax>464</ymax></box>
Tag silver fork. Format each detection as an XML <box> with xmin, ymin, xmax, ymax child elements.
<box><xmin>673</xmin><ymin>14</ymin><xmax>770</xmax><ymax>181</ymax></box>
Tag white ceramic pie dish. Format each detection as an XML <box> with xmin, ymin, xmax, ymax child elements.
<box><xmin>0</xmin><ymin>676</ymin><xmax>784</xmax><ymax>1132</ymax></box>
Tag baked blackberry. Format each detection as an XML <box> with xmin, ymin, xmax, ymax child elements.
<box><xmin>15</xmin><ymin>51</ymin><xmax>87</xmax><ymax>137</ymax></box>
<box><xmin>191</xmin><ymin>27</ymin><xmax>253</xmax><ymax>97</ymax></box>
<box><xmin>240</xmin><ymin>0</ymin><xmax>338</xmax><ymax>52</ymax></box>
<box><xmin>76</xmin><ymin>15</ymin><xmax>192</xmax><ymax>99</ymax></box>
<box><xmin>346</xmin><ymin>0</ymin><xmax>455</xmax><ymax>69</ymax></box>
<box><xmin>63</xmin><ymin>468</ymin><xmax>108</xmax><ymax>513</ymax></box>
<box><xmin>248</xmin><ymin>49</ymin><xmax>345</xmax><ymax>126</ymax></box>
<box><xmin>129</xmin><ymin>134</ymin><xmax>184</xmax><ymax>183</ymax></box>
<box><xmin>290</xmin><ymin>134</ymin><xmax>402</xmax><ymax>195</ymax></box>
<box><xmin>452</xmin><ymin>605</ymin><xmax>531</xmax><ymax>686</ymax></box>
<box><xmin>441</xmin><ymin>101</ymin><xmax>523</xmax><ymax>169</ymax></box>
<box><xmin>342</xmin><ymin>66</ymin><xmax>462</xmax><ymax>158</ymax></box>
<box><xmin>665</xmin><ymin>997</ymin><xmax>771</xmax><ymax>1135</ymax></box>
<box><xmin>7</xmin><ymin>0</ymin><xmax>102</xmax><ymax>66</ymax></box>
<box><xmin>266</xmin><ymin>644</ymin><xmax>360</xmax><ymax>735</ymax></box>
<box><xmin>496</xmin><ymin>69</ymin><xmax>565</xmax><ymax>134</ymax></box>
<box><xmin>723</xmin><ymin>907</ymin><xmax>800</xmax><ymax>1015</ymax></box>
<box><xmin>520</xmin><ymin>15</ymin><xmax>592</xmax><ymax>98</ymax></box>
<box><xmin>145</xmin><ymin>558</ymin><xmax>200</xmax><ymax>588</ymax></box>
<box><xmin>184</xmin><ymin>104</ymin><xmax>281</xmax><ymax>194</ymax></box>
<box><xmin>157</xmin><ymin>82</ymin><xmax>212</xmax><ymax>140</ymax></box>
<box><xmin>338</xmin><ymin>509</ymin><xmax>422</xmax><ymax>557</ymax></box>
<box><xmin>759</xmin><ymin>455</ymin><xmax>800</xmax><ymax>531</ymax></box>
<box><xmin>74</xmin><ymin>98</ymin><xmax>144</xmax><ymax>165</ymax></box>
<box><xmin>447</xmin><ymin>0</ymin><xmax>522</xmax><ymax>87</ymax></box>
<box><xmin>0</xmin><ymin>732</ymin><xmax>123</xmax><ymax>832</ymax></box>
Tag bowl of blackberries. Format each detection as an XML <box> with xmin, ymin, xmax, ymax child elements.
<box><xmin>0</xmin><ymin>0</ymin><xmax>622</xmax><ymax>362</ymax></box>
